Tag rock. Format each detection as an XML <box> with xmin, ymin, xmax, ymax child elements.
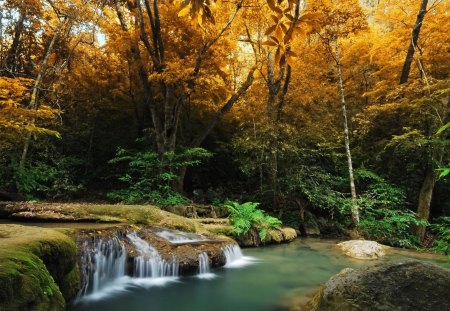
<box><xmin>0</xmin><ymin>225</ymin><xmax>80</xmax><ymax>311</ymax></box>
<box><xmin>304</xmin><ymin>210</ymin><xmax>320</xmax><ymax>236</ymax></box>
<box><xmin>337</xmin><ymin>240</ymin><xmax>389</xmax><ymax>260</ymax></box>
<box><xmin>307</xmin><ymin>259</ymin><xmax>450</xmax><ymax>311</ymax></box>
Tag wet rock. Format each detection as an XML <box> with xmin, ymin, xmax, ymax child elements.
<box><xmin>337</xmin><ymin>240</ymin><xmax>389</xmax><ymax>260</ymax></box>
<box><xmin>307</xmin><ymin>259</ymin><xmax>450</xmax><ymax>311</ymax></box>
<box><xmin>76</xmin><ymin>225</ymin><xmax>233</xmax><ymax>277</ymax></box>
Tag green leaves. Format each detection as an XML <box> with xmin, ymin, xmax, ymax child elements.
<box><xmin>436</xmin><ymin>122</ymin><xmax>450</xmax><ymax>135</ymax></box>
<box><xmin>225</xmin><ymin>201</ymin><xmax>282</xmax><ymax>241</ymax></box>
<box><xmin>107</xmin><ymin>147</ymin><xmax>211</xmax><ymax>205</ymax></box>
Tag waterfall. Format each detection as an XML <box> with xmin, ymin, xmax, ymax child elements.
<box><xmin>78</xmin><ymin>237</ymin><xmax>127</xmax><ymax>297</ymax></box>
<box><xmin>222</xmin><ymin>244</ymin><xmax>243</xmax><ymax>264</ymax></box>
<box><xmin>222</xmin><ymin>244</ymin><xmax>257</xmax><ymax>268</ymax></box>
<box><xmin>198</xmin><ymin>252</ymin><xmax>210</xmax><ymax>274</ymax></box>
<box><xmin>127</xmin><ymin>232</ymin><xmax>179</xmax><ymax>278</ymax></box>
<box><xmin>77</xmin><ymin>231</ymin><xmax>179</xmax><ymax>301</ymax></box>
<box><xmin>197</xmin><ymin>252</ymin><xmax>216</xmax><ymax>279</ymax></box>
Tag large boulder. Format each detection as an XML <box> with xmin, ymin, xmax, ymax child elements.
<box><xmin>337</xmin><ymin>240</ymin><xmax>389</xmax><ymax>260</ymax></box>
<box><xmin>0</xmin><ymin>225</ymin><xmax>80</xmax><ymax>311</ymax></box>
<box><xmin>308</xmin><ymin>259</ymin><xmax>450</xmax><ymax>311</ymax></box>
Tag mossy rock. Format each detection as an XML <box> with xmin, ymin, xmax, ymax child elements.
<box><xmin>0</xmin><ymin>225</ymin><xmax>80</xmax><ymax>311</ymax></box>
<box><xmin>307</xmin><ymin>260</ymin><xmax>450</xmax><ymax>311</ymax></box>
<box><xmin>0</xmin><ymin>202</ymin><xmax>202</xmax><ymax>233</ymax></box>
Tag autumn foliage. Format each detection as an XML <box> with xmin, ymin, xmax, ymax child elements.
<box><xmin>0</xmin><ymin>0</ymin><xmax>449</xmax><ymax>243</ymax></box>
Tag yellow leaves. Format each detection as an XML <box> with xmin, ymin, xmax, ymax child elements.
<box><xmin>0</xmin><ymin>77</ymin><xmax>60</xmax><ymax>139</ymax></box>
<box><xmin>178</xmin><ymin>6</ymin><xmax>191</xmax><ymax>17</ymax></box>
<box><xmin>177</xmin><ymin>0</ymin><xmax>216</xmax><ymax>28</ymax></box>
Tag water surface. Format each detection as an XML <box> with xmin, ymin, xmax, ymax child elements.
<box><xmin>71</xmin><ymin>239</ymin><xmax>384</xmax><ymax>311</ymax></box>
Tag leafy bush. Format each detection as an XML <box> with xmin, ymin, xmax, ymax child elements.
<box><xmin>356</xmin><ymin>169</ymin><xmax>425</xmax><ymax>248</ymax></box>
<box><xmin>15</xmin><ymin>157</ymin><xmax>84</xmax><ymax>200</ymax></box>
<box><xmin>430</xmin><ymin>217</ymin><xmax>450</xmax><ymax>255</ymax></box>
<box><xmin>107</xmin><ymin>147</ymin><xmax>212</xmax><ymax>205</ymax></box>
<box><xmin>225</xmin><ymin>201</ymin><xmax>282</xmax><ymax>241</ymax></box>
<box><xmin>360</xmin><ymin>206</ymin><xmax>426</xmax><ymax>248</ymax></box>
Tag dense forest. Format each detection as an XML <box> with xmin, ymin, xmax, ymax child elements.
<box><xmin>0</xmin><ymin>0</ymin><xmax>449</xmax><ymax>251</ymax></box>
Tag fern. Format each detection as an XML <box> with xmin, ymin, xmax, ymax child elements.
<box><xmin>225</xmin><ymin>201</ymin><xmax>282</xmax><ymax>242</ymax></box>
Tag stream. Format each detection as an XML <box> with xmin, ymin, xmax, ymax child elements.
<box><xmin>71</xmin><ymin>238</ymin><xmax>445</xmax><ymax>311</ymax></box>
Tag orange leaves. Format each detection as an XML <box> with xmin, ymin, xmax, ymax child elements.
<box><xmin>177</xmin><ymin>0</ymin><xmax>217</xmax><ymax>27</ymax></box>
<box><xmin>0</xmin><ymin>77</ymin><xmax>60</xmax><ymax>138</ymax></box>
<box><xmin>263</xmin><ymin>0</ymin><xmax>321</xmax><ymax>67</ymax></box>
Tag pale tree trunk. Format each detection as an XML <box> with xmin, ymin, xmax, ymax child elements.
<box><xmin>19</xmin><ymin>16</ymin><xmax>68</xmax><ymax>171</ymax></box>
<box><xmin>399</xmin><ymin>0</ymin><xmax>428</xmax><ymax>84</ymax></box>
<box><xmin>334</xmin><ymin>40</ymin><xmax>359</xmax><ymax>230</ymax></box>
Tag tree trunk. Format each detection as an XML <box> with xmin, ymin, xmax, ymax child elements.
<box><xmin>399</xmin><ymin>0</ymin><xmax>428</xmax><ymax>84</ymax></box>
<box><xmin>5</xmin><ymin>12</ymin><xmax>25</xmax><ymax>73</ymax></box>
<box><xmin>416</xmin><ymin>167</ymin><xmax>436</xmax><ymax>242</ymax></box>
<box><xmin>18</xmin><ymin>16</ymin><xmax>68</xmax><ymax>171</ymax></box>
<box><xmin>335</xmin><ymin>40</ymin><xmax>359</xmax><ymax>230</ymax></box>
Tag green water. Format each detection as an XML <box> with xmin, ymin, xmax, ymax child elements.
<box><xmin>71</xmin><ymin>239</ymin><xmax>379</xmax><ymax>311</ymax></box>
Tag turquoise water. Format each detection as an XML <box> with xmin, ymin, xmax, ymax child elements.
<box><xmin>71</xmin><ymin>239</ymin><xmax>372</xmax><ymax>311</ymax></box>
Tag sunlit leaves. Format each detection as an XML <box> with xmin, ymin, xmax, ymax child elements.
<box><xmin>0</xmin><ymin>77</ymin><xmax>60</xmax><ymax>139</ymax></box>
<box><xmin>177</xmin><ymin>0</ymin><xmax>217</xmax><ymax>27</ymax></box>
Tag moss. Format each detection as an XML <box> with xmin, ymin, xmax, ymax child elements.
<box><xmin>202</xmin><ymin>223</ymin><xmax>234</xmax><ymax>236</ymax></box>
<box><xmin>0</xmin><ymin>203</ymin><xmax>203</xmax><ymax>233</ymax></box>
<box><xmin>281</xmin><ymin>227</ymin><xmax>298</xmax><ymax>241</ymax></box>
<box><xmin>0</xmin><ymin>225</ymin><xmax>80</xmax><ymax>311</ymax></box>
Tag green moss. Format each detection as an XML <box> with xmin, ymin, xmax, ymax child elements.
<box><xmin>0</xmin><ymin>225</ymin><xmax>79</xmax><ymax>311</ymax></box>
<box><xmin>202</xmin><ymin>224</ymin><xmax>234</xmax><ymax>236</ymax></box>
<box><xmin>0</xmin><ymin>203</ymin><xmax>203</xmax><ymax>233</ymax></box>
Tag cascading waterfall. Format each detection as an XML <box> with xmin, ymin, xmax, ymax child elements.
<box><xmin>77</xmin><ymin>237</ymin><xmax>127</xmax><ymax>297</ymax></box>
<box><xmin>127</xmin><ymin>232</ymin><xmax>179</xmax><ymax>278</ymax></box>
<box><xmin>198</xmin><ymin>252</ymin><xmax>210</xmax><ymax>274</ymax></box>
<box><xmin>222</xmin><ymin>244</ymin><xmax>257</xmax><ymax>268</ymax></box>
<box><xmin>222</xmin><ymin>244</ymin><xmax>243</xmax><ymax>263</ymax></box>
<box><xmin>197</xmin><ymin>252</ymin><xmax>216</xmax><ymax>279</ymax></box>
<box><xmin>77</xmin><ymin>231</ymin><xmax>179</xmax><ymax>301</ymax></box>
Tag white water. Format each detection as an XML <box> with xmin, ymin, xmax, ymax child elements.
<box><xmin>77</xmin><ymin>237</ymin><xmax>127</xmax><ymax>298</ymax></box>
<box><xmin>154</xmin><ymin>229</ymin><xmax>209</xmax><ymax>244</ymax></box>
<box><xmin>222</xmin><ymin>244</ymin><xmax>258</xmax><ymax>268</ymax></box>
<box><xmin>77</xmin><ymin>232</ymin><xmax>180</xmax><ymax>302</ymax></box>
<box><xmin>197</xmin><ymin>252</ymin><xmax>216</xmax><ymax>280</ymax></box>
<box><xmin>127</xmin><ymin>232</ymin><xmax>179</xmax><ymax>278</ymax></box>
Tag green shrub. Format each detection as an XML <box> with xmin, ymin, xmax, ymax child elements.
<box><xmin>15</xmin><ymin>157</ymin><xmax>84</xmax><ymax>200</ymax></box>
<box><xmin>430</xmin><ymin>217</ymin><xmax>450</xmax><ymax>255</ymax></box>
<box><xmin>360</xmin><ymin>206</ymin><xmax>426</xmax><ymax>248</ymax></box>
<box><xmin>225</xmin><ymin>201</ymin><xmax>282</xmax><ymax>241</ymax></box>
<box><xmin>355</xmin><ymin>169</ymin><xmax>426</xmax><ymax>248</ymax></box>
<box><xmin>107</xmin><ymin>147</ymin><xmax>212</xmax><ymax>205</ymax></box>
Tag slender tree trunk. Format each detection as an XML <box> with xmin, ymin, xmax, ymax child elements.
<box><xmin>416</xmin><ymin>167</ymin><xmax>436</xmax><ymax>242</ymax></box>
<box><xmin>334</xmin><ymin>40</ymin><xmax>359</xmax><ymax>230</ymax></box>
<box><xmin>18</xmin><ymin>17</ymin><xmax>67</xmax><ymax>171</ymax></box>
<box><xmin>399</xmin><ymin>0</ymin><xmax>428</xmax><ymax>84</ymax></box>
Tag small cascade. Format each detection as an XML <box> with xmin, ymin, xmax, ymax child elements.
<box><xmin>127</xmin><ymin>232</ymin><xmax>179</xmax><ymax>278</ymax></box>
<box><xmin>198</xmin><ymin>252</ymin><xmax>210</xmax><ymax>274</ymax></box>
<box><xmin>222</xmin><ymin>244</ymin><xmax>257</xmax><ymax>268</ymax></box>
<box><xmin>78</xmin><ymin>237</ymin><xmax>127</xmax><ymax>297</ymax></box>
<box><xmin>197</xmin><ymin>252</ymin><xmax>215</xmax><ymax>279</ymax></box>
<box><xmin>154</xmin><ymin>229</ymin><xmax>209</xmax><ymax>244</ymax></box>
